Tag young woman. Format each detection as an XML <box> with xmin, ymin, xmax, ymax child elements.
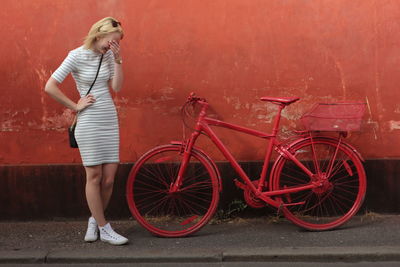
<box><xmin>45</xmin><ymin>17</ymin><xmax>128</xmax><ymax>245</ymax></box>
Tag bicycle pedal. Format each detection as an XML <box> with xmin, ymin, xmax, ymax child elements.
<box><xmin>281</xmin><ymin>201</ymin><xmax>305</xmax><ymax>207</ymax></box>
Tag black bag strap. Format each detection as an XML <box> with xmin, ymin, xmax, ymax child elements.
<box><xmin>71</xmin><ymin>54</ymin><xmax>104</xmax><ymax>129</ymax></box>
<box><xmin>85</xmin><ymin>54</ymin><xmax>104</xmax><ymax>96</ymax></box>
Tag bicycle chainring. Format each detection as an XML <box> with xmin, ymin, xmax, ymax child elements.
<box><xmin>243</xmin><ymin>180</ymin><xmax>268</xmax><ymax>209</ymax></box>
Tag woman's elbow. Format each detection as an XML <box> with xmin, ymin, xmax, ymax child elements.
<box><xmin>110</xmin><ymin>81</ymin><xmax>122</xmax><ymax>92</ymax></box>
<box><xmin>44</xmin><ymin>78</ymin><xmax>56</xmax><ymax>94</ymax></box>
<box><xmin>44</xmin><ymin>84</ymin><xmax>51</xmax><ymax>94</ymax></box>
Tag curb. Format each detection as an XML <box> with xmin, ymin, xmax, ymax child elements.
<box><xmin>46</xmin><ymin>249</ymin><xmax>222</xmax><ymax>264</ymax></box>
<box><xmin>223</xmin><ymin>246</ymin><xmax>400</xmax><ymax>262</ymax></box>
<box><xmin>0</xmin><ymin>250</ymin><xmax>47</xmax><ymax>264</ymax></box>
<box><xmin>1</xmin><ymin>246</ymin><xmax>400</xmax><ymax>264</ymax></box>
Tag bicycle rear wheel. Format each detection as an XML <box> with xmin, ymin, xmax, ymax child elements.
<box><xmin>272</xmin><ymin>137</ymin><xmax>366</xmax><ymax>230</ymax></box>
<box><xmin>126</xmin><ymin>144</ymin><xmax>220</xmax><ymax>237</ymax></box>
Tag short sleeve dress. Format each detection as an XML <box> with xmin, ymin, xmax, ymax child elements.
<box><xmin>52</xmin><ymin>46</ymin><xmax>119</xmax><ymax>166</ymax></box>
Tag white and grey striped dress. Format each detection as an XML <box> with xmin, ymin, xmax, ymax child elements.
<box><xmin>52</xmin><ymin>46</ymin><xmax>119</xmax><ymax>166</ymax></box>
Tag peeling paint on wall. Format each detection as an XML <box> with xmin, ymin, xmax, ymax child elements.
<box><xmin>2</xmin><ymin>0</ymin><xmax>400</xmax><ymax>164</ymax></box>
<box><xmin>389</xmin><ymin>120</ymin><xmax>400</xmax><ymax>131</ymax></box>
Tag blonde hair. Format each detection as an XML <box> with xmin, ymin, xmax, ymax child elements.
<box><xmin>83</xmin><ymin>17</ymin><xmax>124</xmax><ymax>49</ymax></box>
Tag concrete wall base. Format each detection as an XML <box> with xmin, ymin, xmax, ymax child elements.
<box><xmin>1</xmin><ymin>159</ymin><xmax>398</xmax><ymax>220</ymax></box>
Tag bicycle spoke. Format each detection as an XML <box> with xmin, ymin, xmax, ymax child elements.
<box><xmin>127</xmin><ymin>145</ymin><xmax>219</xmax><ymax>237</ymax></box>
<box><xmin>134</xmin><ymin>179</ymin><xmax>168</xmax><ymax>192</ymax></box>
<box><xmin>273</xmin><ymin>138</ymin><xmax>366</xmax><ymax>230</ymax></box>
<box><xmin>137</xmin><ymin>166</ymin><xmax>171</xmax><ymax>188</ymax></box>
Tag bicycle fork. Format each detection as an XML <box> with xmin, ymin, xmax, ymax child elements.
<box><xmin>169</xmin><ymin>132</ymin><xmax>201</xmax><ymax>193</ymax></box>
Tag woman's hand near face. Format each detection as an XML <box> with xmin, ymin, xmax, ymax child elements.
<box><xmin>109</xmin><ymin>40</ymin><xmax>121</xmax><ymax>60</ymax></box>
<box><xmin>108</xmin><ymin>39</ymin><xmax>123</xmax><ymax>92</ymax></box>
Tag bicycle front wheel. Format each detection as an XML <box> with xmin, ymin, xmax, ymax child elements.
<box><xmin>271</xmin><ymin>137</ymin><xmax>366</xmax><ymax>230</ymax></box>
<box><xmin>126</xmin><ymin>144</ymin><xmax>220</xmax><ymax>237</ymax></box>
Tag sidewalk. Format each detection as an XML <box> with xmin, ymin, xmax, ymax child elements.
<box><xmin>0</xmin><ymin>214</ymin><xmax>399</xmax><ymax>264</ymax></box>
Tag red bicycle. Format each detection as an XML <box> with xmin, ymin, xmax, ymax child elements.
<box><xmin>126</xmin><ymin>93</ymin><xmax>367</xmax><ymax>237</ymax></box>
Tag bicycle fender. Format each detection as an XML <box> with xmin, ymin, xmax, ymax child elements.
<box><xmin>288</xmin><ymin>136</ymin><xmax>365</xmax><ymax>162</ymax></box>
<box><xmin>170</xmin><ymin>141</ymin><xmax>223</xmax><ymax>192</ymax></box>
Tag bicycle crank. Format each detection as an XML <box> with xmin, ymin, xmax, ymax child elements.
<box><xmin>242</xmin><ymin>180</ymin><xmax>268</xmax><ymax>209</ymax></box>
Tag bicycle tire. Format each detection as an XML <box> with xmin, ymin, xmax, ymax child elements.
<box><xmin>271</xmin><ymin>137</ymin><xmax>366</xmax><ymax>230</ymax></box>
<box><xmin>126</xmin><ymin>144</ymin><xmax>220</xmax><ymax>237</ymax></box>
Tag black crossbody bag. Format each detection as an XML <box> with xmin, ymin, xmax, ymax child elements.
<box><xmin>68</xmin><ymin>54</ymin><xmax>104</xmax><ymax>148</ymax></box>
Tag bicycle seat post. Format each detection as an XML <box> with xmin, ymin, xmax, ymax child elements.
<box><xmin>258</xmin><ymin>103</ymin><xmax>286</xmax><ymax>190</ymax></box>
<box><xmin>271</xmin><ymin>104</ymin><xmax>285</xmax><ymax>136</ymax></box>
<box><xmin>260</xmin><ymin>97</ymin><xmax>300</xmax><ymax>136</ymax></box>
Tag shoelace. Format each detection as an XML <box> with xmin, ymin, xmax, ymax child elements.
<box><xmin>101</xmin><ymin>228</ymin><xmax>120</xmax><ymax>240</ymax></box>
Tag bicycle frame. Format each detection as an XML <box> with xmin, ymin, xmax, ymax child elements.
<box><xmin>127</xmin><ymin>94</ymin><xmax>367</xmax><ymax>236</ymax></box>
<box><xmin>171</xmin><ymin>100</ymin><xmax>320</xmax><ymax>209</ymax></box>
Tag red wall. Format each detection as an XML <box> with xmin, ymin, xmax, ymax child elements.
<box><xmin>1</xmin><ymin>0</ymin><xmax>400</xmax><ymax>164</ymax></box>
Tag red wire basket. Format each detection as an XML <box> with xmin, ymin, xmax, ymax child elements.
<box><xmin>301</xmin><ymin>102</ymin><xmax>366</xmax><ymax>132</ymax></box>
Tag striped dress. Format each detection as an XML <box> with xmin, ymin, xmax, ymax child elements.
<box><xmin>52</xmin><ymin>46</ymin><xmax>119</xmax><ymax>166</ymax></box>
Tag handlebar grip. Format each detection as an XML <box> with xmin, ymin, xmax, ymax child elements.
<box><xmin>188</xmin><ymin>92</ymin><xmax>196</xmax><ymax>100</ymax></box>
<box><xmin>187</xmin><ymin>92</ymin><xmax>207</xmax><ymax>103</ymax></box>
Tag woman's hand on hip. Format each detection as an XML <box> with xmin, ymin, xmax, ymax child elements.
<box><xmin>76</xmin><ymin>94</ymin><xmax>96</xmax><ymax>111</ymax></box>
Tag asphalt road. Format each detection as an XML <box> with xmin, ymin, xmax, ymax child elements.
<box><xmin>0</xmin><ymin>214</ymin><xmax>399</xmax><ymax>264</ymax></box>
<box><xmin>1</xmin><ymin>262</ymin><xmax>400</xmax><ymax>267</ymax></box>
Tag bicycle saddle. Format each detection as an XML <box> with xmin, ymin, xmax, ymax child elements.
<box><xmin>260</xmin><ymin>96</ymin><xmax>300</xmax><ymax>105</ymax></box>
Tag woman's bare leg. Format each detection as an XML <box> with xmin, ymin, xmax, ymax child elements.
<box><xmin>100</xmin><ymin>163</ymin><xmax>118</xmax><ymax>210</ymax></box>
<box><xmin>84</xmin><ymin>165</ymin><xmax>107</xmax><ymax>227</ymax></box>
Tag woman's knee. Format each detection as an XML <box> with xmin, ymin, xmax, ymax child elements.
<box><xmin>85</xmin><ymin>167</ymin><xmax>103</xmax><ymax>185</ymax></box>
<box><xmin>101</xmin><ymin>177</ymin><xmax>115</xmax><ymax>189</ymax></box>
<box><xmin>101</xmin><ymin>163</ymin><xmax>118</xmax><ymax>189</ymax></box>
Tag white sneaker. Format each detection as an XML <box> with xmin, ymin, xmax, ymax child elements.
<box><xmin>84</xmin><ymin>217</ymin><xmax>98</xmax><ymax>242</ymax></box>
<box><xmin>99</xmin><ymin>223</ymin><xmax>128</xmax><ymax>245</ymax></box>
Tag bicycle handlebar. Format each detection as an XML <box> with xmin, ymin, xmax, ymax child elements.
<box><xmin>181</xmin><ymin>93</ymin><xmax>209</xmax><ymax>130</ymax></box>
<box><xmin>187</xmin><ymin>92</ymin><xmax>207</xmax><ymax>105</ymax></box>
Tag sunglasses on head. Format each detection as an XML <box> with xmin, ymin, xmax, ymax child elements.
<box><xmin>111</xmin><ymin>20</ymin><xmax>121</xmax><ymax>27</ymax></box>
